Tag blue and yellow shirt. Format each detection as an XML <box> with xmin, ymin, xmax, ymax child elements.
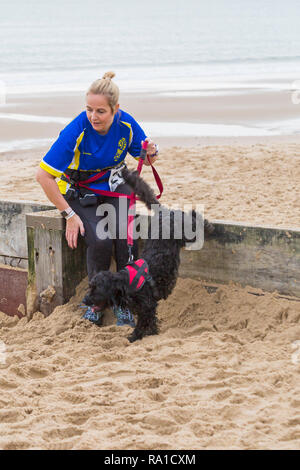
<box><xmin>40</xmin><ymin>109</ymin><xmax>147</xmax><ymax>194</ymax></box>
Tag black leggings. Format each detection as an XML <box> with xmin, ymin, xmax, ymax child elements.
<box><xmin>65</xmin><ymin>184</ymin><xmax>138</xmax><ymax>280</ymax></box>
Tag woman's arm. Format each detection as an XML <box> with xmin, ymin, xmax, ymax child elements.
<box><xmin>36</xmin><ymin>167</ymin><xmax>72</xmax><ymax>211</ymax></box>
<box><xmin>36</xmin><ymin>167</ymin><xmax>85</xmax><ymax>249</ymax></box>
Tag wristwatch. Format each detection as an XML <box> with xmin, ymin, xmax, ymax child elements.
<box><xmin>60</xmin><ymin>207</ymin><xmax>73</xmax><ymax>218</ymax></box>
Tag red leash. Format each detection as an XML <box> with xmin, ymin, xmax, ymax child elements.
<box><xmin>127</xmin><ymin>141</ymin><xmax>148</xmax><ymax>260</ymax></box>
<box><xmin>77</xmin><ymin>154</ymin><xmax>163</xmax><ymax>201</ymax></box>
<box><xmin>126</xmin><ymin>142</ymin><xmax>163</xmax><ymax>261</ymax></box>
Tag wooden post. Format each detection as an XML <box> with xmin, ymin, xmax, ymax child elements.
<box><xmin>26</xmin><ymin>210</ymin><xmax>87</xmax><ymax>316</ymax></box>
<box><xmin>0</xmin><ymin>199</ymin><xmax>53</xmax><ymax>269</ymax></box>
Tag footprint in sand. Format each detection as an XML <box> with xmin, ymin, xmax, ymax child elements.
<box><xmin>109</xmin><ymin>368</ymin><xmax>134</xmax><ymax>378</ymax></box>
<box><xmin>143</xmin><ymin>412</ymin><xmax>178</xmax><ymax>435</ymax></box>
<box><xmin>167</xmin><ymin>407</ymin><xmax>194</xmax><ymax>425</ymax></box>
<box><xmin>1</xmin><ymin>440</ymin><xmax>31</xmax><ymax>451</ymax></box>
<box><xmin>42</xmin><ymin>426</ymin><xmax>83</xmax><ymax>441</ymax></box>
<box><xmin>160</xmin><ymin>353</ymin><xmax>188</xmax><ymax>363</ymax></box>
<box><xmin>0</xmin><ymin>409</ymin><xmax>25</xmax><ymax>423</ymax></box>
<box><xmin>287</xmin><ymin>417</ymin><xmax>300</xmax><ymax>426</ymax></box>
<box><xmin>145</xmin><ymin>390</ymin><xmax>167</xmax><ymax>402</ymax></box>
<box><xmin>211</xmin><ymin>389</ymin><xmax>233</xmax><ymax>401</ymax></box>
<box><xmin>291</xmin><ymin>399</ymin><xmax>300</xmax><ymax>408</ymax></box>
<box><xmin>0</xmin><ymin>377</ymin><xmax>19</xmax><ymax>390</ymax></box>
<box><xmin>127</xmin><ymin>377</ymin><xmax>167</xmax><ymax>390</ymax></box>
<box><xmin>9</xmin><ymin>365</ymin><xmax>49</xmax><ymax>379</ymax></box>
<box><xmin>190</xmin><ymin>421</ymin><xmax>214</xmax><ymax>438</ymax></box>
<box><xmin>28</xmin><ymin>367</ymin><xmax>50</xmax><ymax>379</ymax></box>
<box><xmin>59</xmin><ymin>391</ymin><xmax>88</xmax><ymax>405</ymax></box>
<box><xmin>43</xmin><ymin>440</ymin><xmax>77</xmax><ymax>451</ymax></box>
<box><xmin>281</xmin><ymin>429</ymin><xmax>300</xmax><ymax>442</ymax></box>
<box><xmin>62</xmin><ymin>409</ymin><xmax>96</xmax><ymax>426</ymax></box>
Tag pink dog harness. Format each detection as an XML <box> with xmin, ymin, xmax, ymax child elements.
<box><xmin>124</xmin><ymin>258</ymin><xmax>151</xmax><ymax>292</ymax></box>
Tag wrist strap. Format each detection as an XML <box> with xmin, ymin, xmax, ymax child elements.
<box><xmin>65</xmin><ymin>210</ymin><xmax>76</xmax><ymax>220</ymax></box>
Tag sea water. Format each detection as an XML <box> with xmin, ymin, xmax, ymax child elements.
<box><xmin>1</xmin><ymin>0</ymin><xmax>300</xmax><ymax>143</ymax></box>
<box><xmin>1</xmin><ymin>0</ymin><xmax>300</xmax><ymax>94</ymax></box>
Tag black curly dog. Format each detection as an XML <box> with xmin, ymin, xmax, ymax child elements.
<box><xmin>83</xmin><ymin>168</ymin><xmax>214</xmax><ymax>343</ymax></box>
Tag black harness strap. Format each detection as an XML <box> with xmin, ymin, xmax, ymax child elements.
<box><xmin>61</xmin><ymin>169</ymin><xmax>109</xmax><ymax>186</ymax></box>
<box><xmin>128</xmin><ymin>260</ymin><xmax>149</xmax><ymax>291</ymax></box>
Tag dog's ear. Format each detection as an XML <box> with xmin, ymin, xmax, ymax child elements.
<box><xmin>104</xmin><ymin>277</ymin><xmax>126</xmax><ymax>307</ymax></box>
<box><xmin>88</xmin><ymin>278</ymin><xmax>96</xmax><ymax>289</ymax></box>
<box><xmin>89</xmin><ymin>272</ymin><xmax>103</xmax><ymax>288</ymax></box>
<box><xmin>113</xmin><ymin>272</ymin><xmax>128</xmax><ymax>293</ymax></box>
<box><xmin>109</xmin><ymin>272</ymin><xmax>129</xmax><ymax>300</ymax></box>
<box><xmin>100</xmin><ymin>273</ymin><xmax>117</xmax><ymax>295</ymax></box>
<box><xmin>94</xmin><ymin>272</ymin><xmax>125</xmax><ymax>298</ymax></box>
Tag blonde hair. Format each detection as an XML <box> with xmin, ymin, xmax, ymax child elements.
<box><xmin>87</xmin><ymin>71</ymin><xmax>119</xmax><ymax>113</ymax></box>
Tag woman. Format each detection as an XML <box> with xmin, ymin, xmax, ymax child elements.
<box><xmin>36</xmin><ymin>71</ymin><xmax>159</xmax><ymax>326</ymax></box>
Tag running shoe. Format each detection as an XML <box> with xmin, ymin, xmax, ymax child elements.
<box><xmin>112</xmin><ymin>304</ymin><xmax>135</xmax><ymax>327</ymax></box>
<box><xmin>80</xmin><ymin>305</ymin><xmax>103</xmax><ymax>326</ymax></box>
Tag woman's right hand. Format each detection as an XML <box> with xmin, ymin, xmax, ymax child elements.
<box><xmin>66</xmin><ymin>214</ymin><xmax>85</xmax><ymax>249</ymax></box>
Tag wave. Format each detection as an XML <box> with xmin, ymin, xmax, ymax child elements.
<box><xmin>0</xmin><ymin>113</ymin><xmax>70</xmax><ymax>124</ymax></box>
<box><xmin>140</xmin><ymin>122</ymin><xmax>278</xmax><ymax>138</ymax></box>
<box><xmin>0</xmin><ymin>138</ymin><xmax>54</xmax><ymax>154</ymax></box>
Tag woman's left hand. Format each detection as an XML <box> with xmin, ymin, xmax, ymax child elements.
<box><xmin>142</xmin><ymin>137</ymin><xmax>159</xmax><ymax>166</ymax></box>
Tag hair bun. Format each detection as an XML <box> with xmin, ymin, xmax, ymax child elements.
<box><xmin>102</xmin><ymin>71</ymin><xmax>115</xmax><ymax>80</ymax></box>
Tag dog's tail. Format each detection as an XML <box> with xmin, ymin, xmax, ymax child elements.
<box><xmin>122</xmin><ymin>167</ymin><xmax>159</xmax><ymax>210</ymax></box>
<box><xmin>204</xmin><ymin>218</ymin><xmax>215</xmax><ymax>236</ymax></box>
<box><xmin>181</xmin><ymin>209</ymin><xmax>215</xmax><ymax>245</ymax></box>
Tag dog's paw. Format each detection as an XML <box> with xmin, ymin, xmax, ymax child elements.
<box><xmin>127</xmin><ymin>331</ymin><xmax>140</xmax><ymax>343</ymax></box>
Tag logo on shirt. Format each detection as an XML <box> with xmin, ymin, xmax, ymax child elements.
<box><xmin>114</xmin><ymin>138</ymin><xmax>127</xmax><ymax>161</ymax></box>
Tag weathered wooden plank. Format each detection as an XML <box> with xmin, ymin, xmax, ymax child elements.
<box><xmin>180</xmin><ymin>220</ymin><xmax>300</xmax><ymax>297</ymax></box>
<box><xmin>0</xmin><ymin>200</ymin><xmax>54</xmax><ymax>268</ymax></box>
<box><xmin>0</xmin><ymin>264</ymin><xmax>27</xmax><ymax>317</ymax></box>
<box><xmin>33</xmin><ymin>225</ymin><xmax>64</xmax><ymax>316</ymax></box>
<box><xmin>61</xmin><ymin>229</ymin><xmax>88</xmax><ymax>302</ymax></box>
<box><xmin>26</xmin><ymin>211</ymin><xmax>87</xmax><ymax>316</ymax></box>
<box><xmin>26</xmin><ymin>209</ymin><xmax>64</xmax><ymax>231</ymax></box>
<box><xmin>26</xmin><ymin>226</ymin><xmax>38</xmax><ymax>318</ymax></box>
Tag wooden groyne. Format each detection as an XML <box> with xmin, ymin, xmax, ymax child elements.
<box><xmin>1</xmin><ymin>199</ymin><xmax>299</xmax><ymax>317</ymax></box>
<box><xmin>180</xmin><ymin>219</ymin><xmax>300</xmax><ymax>298</ymax></box>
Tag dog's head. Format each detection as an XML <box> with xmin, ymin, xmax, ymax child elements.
<box><xmin>82</xmin><ymin>270</ymin><xmax>127</xmax><ymax>309</ymax></box>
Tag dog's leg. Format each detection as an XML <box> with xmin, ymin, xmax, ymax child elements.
<box><xmin>128</xmin><ymin>306</ymin><xmax>158</xmax><ymax>343</ymax></box>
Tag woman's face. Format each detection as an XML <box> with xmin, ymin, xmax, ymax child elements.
<box><xmin>86</xmin><ymin>93</ymin><xmax>119</xmax><ymax>135</ymax></box>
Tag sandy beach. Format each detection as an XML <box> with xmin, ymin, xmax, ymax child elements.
<box><xmin>1</xmin><ymin>89</ymin><xmax>300</xmax><ymax>228</ymax></box>
<box><xmin>0</xmin><ymin>278</ymin><xmax>300</xmax><ymax>450</ymax></box>
<box><xmin>0</xmin><ymin>89</ymin><xmax>300</xmax><ymax>450</ymax></box>
<box><xmin>1</xmin><ymin>140</ymin><xmax>300</xmax><ymax>229</ymax></box>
